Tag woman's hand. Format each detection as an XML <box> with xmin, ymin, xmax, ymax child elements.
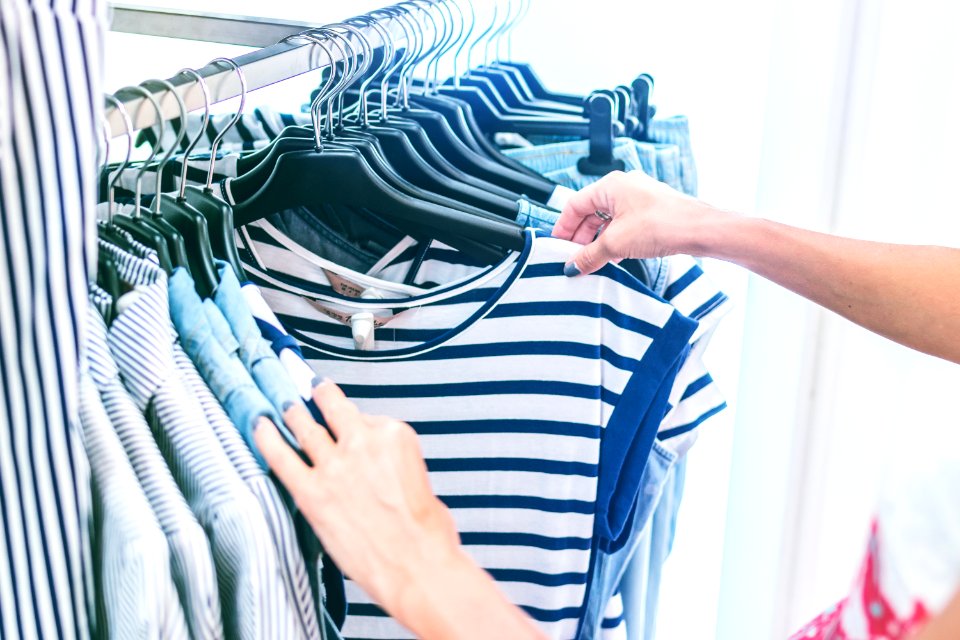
<box><xmin>254</xmin><ymin>380</ymin><xmax>546</xmax><ymax>640</ymax></box>
<box><xmin>552</xmin><ymin>169</ymin><xmax>732</xmax><ymax>276</ymax></box>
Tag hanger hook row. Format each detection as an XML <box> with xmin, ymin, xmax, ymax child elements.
<box><xmin>204</xmin><ymin>57</ymin><xmax>247</xmax><ymax>190</ymax></box>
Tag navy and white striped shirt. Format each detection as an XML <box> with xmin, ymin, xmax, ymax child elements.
<box><xmin>0</xmin><ymin>1</ymin><xmax>107</xmax><ymax>636</ymax></box>
<box><xmin>241</xmin><ymin>228</ymin><xmax>696</xmax><ymax>638</ymax></box>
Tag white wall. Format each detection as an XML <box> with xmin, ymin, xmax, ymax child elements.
<box><xmin>104</xmin><ymin>1</ymin><xmax>960</xmax><ymax>638</ymax></box>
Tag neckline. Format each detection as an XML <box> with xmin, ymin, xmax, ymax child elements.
<box><xmin>284</xmin><ymin>229</ymin><xmax>537</xmax><ymax>361</ymax></box>
<box><xmin>240</xmin><ymin>218</ymin><xmax>515</xmax><ymax>307</ymax></box>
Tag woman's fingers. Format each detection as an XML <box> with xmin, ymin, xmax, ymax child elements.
<box><xmin>313</xmin><ymin>379</ymin><xmax>367</xmax><ymax>440</ymax></box>
<box><xmin>255</xmin><ymin>418</ymin><xmax>314</xmax><ymax>488</ymax></box>
<box><xmin>283</xmin><ymin>402</ymin><xmax>334</xmax><ymax>463</ymax></box>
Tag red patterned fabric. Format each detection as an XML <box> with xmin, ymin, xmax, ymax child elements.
<box><xmin>790</xmin><ymin>521</ymin><xmax>930</xmax><ymax>640</ymax></box>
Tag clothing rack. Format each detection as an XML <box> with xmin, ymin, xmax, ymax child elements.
<box><xmin>105</xmin><ymin>4</ymin><xmax>403</xmax><ymax>138</ymax></box>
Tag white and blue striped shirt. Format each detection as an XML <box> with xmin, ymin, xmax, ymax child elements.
<box><xmin>77</xmin><ymin>368</ymin><xmax>188</xmax><ymax>639</ymax></box>
<box><xmin>102</xmin><ymin>248</ymin><xmax>306</xmax><ymax>640</ymax></box>
<box><xmin>85</xmin><ymin>297</ymin><xmax>225</xmax><ymax>640</ymax></box>
<box><xmin>0</xmin><ymin>1</ymin><xmax>107</xmax><ymax>636</ymax></box>
<box><xmin>239</xmin><ymin>228</ymin><xmax>696</xmax><ymax>639</ymax></box>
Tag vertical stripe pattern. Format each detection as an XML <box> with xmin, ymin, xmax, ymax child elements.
<box><xmin>103</xmin><ymin>252</ymin><xmax>304</xmax><ymax>640</ymax></box>
<box><xmin>0</xmin><ymin>0</ymin><xmax>104</xmax><ymax>637</ymax></box>
<box><xmin>86</xmin><ymin>303</ymin><xmax>225</xmax><ymax>640</ymax></box>
<box><xmin>78</xmin><ymin>369</ymin><xmax>188</xmax><ymax>639</ymax></box>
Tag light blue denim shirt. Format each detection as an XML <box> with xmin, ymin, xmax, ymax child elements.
<box><xmin>168</xmin><ymin>267</ymin><xmax>280</xmax><ymax>469</ymax></box>
<box><xmin>212</xmin><ymin>261</ymin><xmax>305</xmax><ymax>419</ymax></box>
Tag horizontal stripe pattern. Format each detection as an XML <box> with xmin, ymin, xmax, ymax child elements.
<box><xmin>240</xmin><ymin>230</ymin><xmax>694</xmax><ymax>639</ymax></box>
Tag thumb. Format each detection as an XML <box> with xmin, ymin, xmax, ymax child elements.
<box><xmin>564</xmin><ymin>237</ymin><xmax>613</xmax><ymax>277</ymax></box>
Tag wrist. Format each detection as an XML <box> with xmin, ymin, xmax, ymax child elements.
<box><xmin>675</xmin><ymin>204</ymin><xmax>757</xmax><ymax>261</ymax></box>
<box><xmin>392</xmin><ymin>544</ymin><xmax>479</xmax><ymax>638</ymax></box>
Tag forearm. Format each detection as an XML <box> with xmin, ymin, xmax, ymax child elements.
<box><xmin>687</xmin><ymin>211</ymin><xmax>960</xmax><ymax>364</ymax></box>
<box><xmin>393</xmin><ymin>546</ymin><xmax>546</xmax><ymax>640</ymax></box>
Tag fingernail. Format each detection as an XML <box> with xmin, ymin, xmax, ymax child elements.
<box><xmin>281</xmin><ymin>401</ymin><xmax>295</xmax><ymax>413</ymax></box>
<box><xmin>311</xmin><ymin>376</ymin><xmax>324</xmax><ymax>388</ymax></box>
<box><xmin>252</xmin><ymin>417</ymin><xmax>271</xmax><ymax>434</ymax></box>
<box><xmin>563</xmin><ymin>262</ymin><xmax>581</xmax><ymax>277</ymax></box>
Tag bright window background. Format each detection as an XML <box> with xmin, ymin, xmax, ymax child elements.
<box><xmin>104</xmin><ymin>1</ymin><xmax>960</xmax><ymax>638</ymax></box>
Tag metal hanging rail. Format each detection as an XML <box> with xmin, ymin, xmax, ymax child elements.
<box><xmin>108</xmin><ymin>4</ymin><xmax>325</xmax><ymax>47</ymax></box>
<box><xmin>105</xmin><ymin>4</ymin><xmax>400</xmax><ymax>138</ymax></box>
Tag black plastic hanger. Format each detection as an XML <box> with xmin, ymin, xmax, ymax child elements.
<box><xmin>230</xmin><ymin>30</ymin><xmax>524</xmax><ymax>260</ymax></box>
<box><xmin>108</xmin><ymin>87</ymin><xmax>179</xmax><ymax>273</ymax></box>
<box><xmin>232</xmin><ymin>145</ymin><xmax>523</xmax><ymax>259</ymax></box>
<box><xmin>96</xmin><ymin>251</ymin><xmax>121</xmax><ymax>325</ymax></box>
<box><xmin>179</xmin><ymin>59</ymin><xmax>253</xmax><ymax>282</ymax></box>
<box><xmin>577</xmin><ymin>93</ymin><xmax>626</xmax><ymax>177</ymax></box>
<box><xmin>145</xmin><ymin>76</ymin><xmax>220</xmax><ymax>297</ymax></box>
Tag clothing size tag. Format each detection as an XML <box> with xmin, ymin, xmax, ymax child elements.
<box><xmin>322</xmin><ymin>269</ymin><xmax>367</xmax><ymax>299</ymax></box>
<box><xmin>304</xmin><ymin>299</ymin><xmax>396</xmax><ymax>328</ymax></box>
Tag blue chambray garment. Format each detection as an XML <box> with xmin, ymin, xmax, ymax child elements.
<box><xmin>589</xmin><ymin>443</ymin><xmax>679</xmax><ymax>640</ymax></box>
<box><xmin>167</xmin><ymin>268</ymin><xmax>284</xmax><ymax>469</ymax></box>
<box><xmin>504</xmin><ymin>138</ymin><xmax>655</xmax><ymax>181</ymax></box>
<box><xmin>212</xmin><ymin>262</ymin><xmax>305</xmax><ymax>417</ymax></box>
<box><xmin>516</xmin><ymin>198</ymin><xmax>561</xmax><ymax>234</ymax></box>
<box><xmin>648</xmin><ymin>116</ymin><xmax>699</xmax><ymax>197</ymax></box>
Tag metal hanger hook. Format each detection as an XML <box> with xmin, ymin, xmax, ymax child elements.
<box><xmin>466</xmin><ymin>0</ymin><xmax>497</xmax><ymax>73</ymax></box>
<box><xmin>285</xmin><ymin>32</ymin><xmax>339</xmax><ymax>148</ymax></box>
<box><xmin>449</xmin><ymin>0</ymin><xmax>477</xmax><ymax>85</ymax></box>
<box><xmin>385</xmin><ymin>5</ymin><xmax>424</xmax><ymax>109</ymax></box>
<box><xmin>344</xmin><ymin>14</ymin><xmax>394</xmax><ymax>126</ymax></box>
<box><xmin>204</xmin><ymin>57</ymin><xmax>247</xmax><ymax>190</ymax></box>
<box><xmin>319</xmin><ymin>23</ymin><xmax>374</xmax><ymax>130</ymax></box>
<box><xmin>118</xmin><ymin>85</ymin><xmax>164</xmax><ymax>219</ymax></box>
<box><xmin>400</xmin><ymin>0</ymin><xmax>445</xmax><ymax>95</ymax></box>
<box><xmin>173</xmin><ymin>68</ymin><xmax>211</xmax><ymax>200</ymax></box>
<box><xmin>103</xmin><ymin>94</ymin><xmax>134</xmax><ymax>223</ymax></box>
<box><xmin>139</xmin><ymin>78</ymin><xmax>188</xmax><ymax>214</ymax></box>
<box><xmin>370</xmin><ymin>7</ymin><xmax>416</xmax><ymax>115</ymax></box>
<box><xmin>298</xmin><ymin>28</ymin><xmax>355</xmax><ymax>139</ymax></box>
<box><xmin>427</xmin><ymin>0</ymin><xmax>459</xmax><ymax>92</ymax></box>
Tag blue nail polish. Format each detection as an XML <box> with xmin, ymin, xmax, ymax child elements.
<box><xmin>282</xmin><ymin>401</ymin><xmax>295</xmax><ymax>413</ymax></box>
<box><xmin>311</xmin><ymin>376</ymin><xmax>324</xmax><ymax>388</ymax></box>
<box><xmin>563</xmin><ymin>262</ymin><xmax>581</xmax><ymax>277</ymax></box>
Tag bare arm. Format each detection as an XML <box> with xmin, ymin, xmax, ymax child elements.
<box><xmin>554</xmin><ymin>170</ymin><xmax>960</xmax><ymax>364</ymax></box>
<box><xmin>255</xmin><ymin>382</ymin><xmax>546</xmax><ymax>640</ymax></box>
<box><xmin>912</xmin><ymin>588</ymin><xmax>960</xmax><ymax>639</ymax></box>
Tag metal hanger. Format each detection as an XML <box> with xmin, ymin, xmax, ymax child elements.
<box><xmin>228</xmin><ymin>28</ymin><xmax>524</xmax><ymax>262</ymax></box>
<box><xmin>109</xmin><ymin>85</ymin><xmax>175</xmax><ymax>272</ymax></box>
<box><xmin>470</xmin><ymin>0</ymin><xmax>583</xmax><ymax>115</ymax></box>
<box><xmin>364</xmin><ymin>4</ymin><xmax>532</xmax><ymax>205</ymax></box>
<box><xmin>386</xmin><ymin>0</ymin><xmax>560</xmax><ymax>201</ymax></box>
<box><xmin>147</xmin><ymin>76</ymin><xmax>221</xmax><ymax>296</ymax></box>
<box><xmin>178</xmin><ymin>59</ymin><xmax>250</xmax><ymax>281</ymax></box>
